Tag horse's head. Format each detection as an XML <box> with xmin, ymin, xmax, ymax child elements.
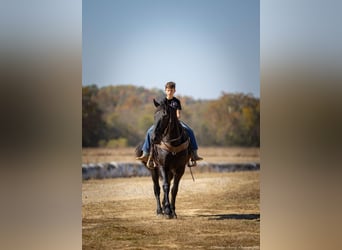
<box><xmin>151</xmin><ymin>98</ymin><xmax>173</xmax><ymax>144</ymax></box>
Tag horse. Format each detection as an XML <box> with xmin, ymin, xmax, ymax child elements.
<box><xmin>135</xmin><ymin>98</ymin><xmax>190</xmax><ymax>219</ymax></box>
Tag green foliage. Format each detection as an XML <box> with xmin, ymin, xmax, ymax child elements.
<box><xmin>106</xmin><ymin>138</ymin><xmax>128</xmax><ymax>148</ymax></box>
<box><xmin>138</xmin><ymin>114</ymin><xmax>154</xmax><ymax>132</ymax></box>
<box><xmin>82</xmin><ymin>85</ymin><xmax>107</xmax><ymax>147</ymax></box>
<box><xmin>82</xmin><ymin>85</ymin><xmax>260</xmax><ymax>147</ymax></box>
<box><xmin>202</xmin><ymin>93</ymin><xmax>260</xmax><ymax>146</ymax></box>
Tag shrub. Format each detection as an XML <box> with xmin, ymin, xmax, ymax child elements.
<box><xmin>106</xmin><ymin>138</ymin><xmax>128</xmax><ymax>148</ymax></box>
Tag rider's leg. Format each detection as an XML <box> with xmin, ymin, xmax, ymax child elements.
<box><xmin>180</xmin><ymin>121</ymin><xmax>203</xmax><ymax>161</ymax></box>
<box><xmin>136</xmin><ymin>125</ymin><xmax>154</xmax><ymax>161</ymax></box>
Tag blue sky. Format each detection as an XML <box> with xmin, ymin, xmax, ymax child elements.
<box><xmin>83</xmin><ymin>0</ymin><xmax>259</xmax><ymax>100</ymax></box>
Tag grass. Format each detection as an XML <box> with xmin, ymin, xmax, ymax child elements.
<box><xmin>82</xmin><ymin>146</ymin><xmax>260</xmax><ymax>164</ymax></box>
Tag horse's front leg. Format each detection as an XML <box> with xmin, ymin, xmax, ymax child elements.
<box><xmin>170</xmin><ymin>169</ymin><xmax>185</xmax><ymax>219</ymax></box>
<box><xmin>151</xmin><ymin>168</ymin><xmax>162</xmax><ymax>215</ymax></box>
<box><xmin>160</xmin><ymin>167</ymin><xmax>172</xmax><ymax>218</ymax></box>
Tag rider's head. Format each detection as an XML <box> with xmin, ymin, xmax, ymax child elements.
<box><xmin>165</xmin><ymin>81</ymin><xmax>176</xmax><ymax>90</ymax></box>
<box><xmin>165</xmin><ymin>81</ymin><xmax>176</xmax><ymax>99</ymax></box>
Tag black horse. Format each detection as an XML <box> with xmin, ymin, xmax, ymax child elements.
<box><xmin>136</xmin><ymin>98</ymin><xmax>190</xmax><ymax>219</ymax></box>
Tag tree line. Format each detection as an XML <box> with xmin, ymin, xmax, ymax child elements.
<box><xmin>82</xmin><ymin>84</ymin><xmax>260</xmax><ymax>147</ymax></box>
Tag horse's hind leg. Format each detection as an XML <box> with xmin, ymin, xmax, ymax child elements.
<box><xmin>151</xmin><ymin>168</ymin><xmax>162</xmax><ymax>215</ymax></box>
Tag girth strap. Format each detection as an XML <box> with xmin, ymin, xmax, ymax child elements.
<box><xmin>157</xmin><ymin>138</ymin><xmax>189</xmax><ymax>154</ymax></box>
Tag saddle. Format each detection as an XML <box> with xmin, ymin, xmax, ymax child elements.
<box><xmin>146</xmin><ymin>138</ymin><xmax>197</xmax><ymax>169</ymax></box>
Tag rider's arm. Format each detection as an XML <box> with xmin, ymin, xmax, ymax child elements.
<box><xmin>177</xmin><ymin>109</ymin><xmax>181</xmax><ymax>119</ymax></box>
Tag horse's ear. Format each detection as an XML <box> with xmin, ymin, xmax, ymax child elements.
<box><xmin>153</xmin><ymin>98</ymin><xmax>160</xmax><ymax>107</ymax></box>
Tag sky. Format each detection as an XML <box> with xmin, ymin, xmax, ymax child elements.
<box><xmin>83</xmin><ymin>0</ymin><xmax>259</xmax><ymax>100</ymax></box>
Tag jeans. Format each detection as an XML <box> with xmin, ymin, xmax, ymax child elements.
<box><xmin>141</xmin><ymin>121</ymin><xmax>198</xmax><ymax>154</ymax></box>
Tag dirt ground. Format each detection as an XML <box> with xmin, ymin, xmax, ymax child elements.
<box><xmin>82</xmin><ymin>170</ymin><xmax>260</xmax><ymax>249</ymax></box>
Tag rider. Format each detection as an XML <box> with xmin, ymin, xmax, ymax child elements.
<box><xmin>136</xmin><ymin>81</ymin><xmax>203</xmax><ymax>163</ymax></box>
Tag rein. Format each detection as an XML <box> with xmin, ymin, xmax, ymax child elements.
<box><xmin>164</xmin><ymin>134</ymin><xmax>182</xmax><ymax>143</ymax></box>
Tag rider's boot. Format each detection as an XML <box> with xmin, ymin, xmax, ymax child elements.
<box><xmin>136</xmin><ymin>151</ymin><xmax>149</xmax><ymax>161</ymax></box>
<box><xmin>192</xmin><ymin>150</ymin><xmax>203</xmax><ymax>161</ymax></box>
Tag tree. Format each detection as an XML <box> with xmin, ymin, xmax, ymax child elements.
<box><xmin>82</xmin><ymin>85</ymin><xmax>106</xmax><ymax>147</ymax></box>
<box><xmin>82</xmin><ymin>85</ymin><xmax>260</xmax><ymax>147</ymax></box>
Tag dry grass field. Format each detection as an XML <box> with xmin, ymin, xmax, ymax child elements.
<box><xmin>82</xmin><ymin>147</ymin><xmax>260</xmax><ymax>164</ymax></box>
<box><xmin>82</xmin><ymin>147</ymin><xmax>260</xmax><ymax>249</ymax></box>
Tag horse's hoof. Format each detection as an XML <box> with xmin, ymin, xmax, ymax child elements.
<box><xmin>164</xmin><ymin>214</ymin><xmax>172</xmax><ymax>219</ymax></box>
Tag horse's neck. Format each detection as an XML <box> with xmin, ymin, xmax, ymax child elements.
<box><xmin>164</xmin><ymin>119</ymin><xmax>183</xmax><ymax>145</ymax></box>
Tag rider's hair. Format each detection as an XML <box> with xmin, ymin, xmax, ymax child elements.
<box><xmin>165</xmin><ymin>81</ymin><xmax>176</xmax><ymax>89</ymax></box>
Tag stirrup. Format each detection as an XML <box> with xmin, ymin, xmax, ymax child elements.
<box><xmin>146</xmin><ymin>155</ymin><xmax>155</xmax><ymax>169</ymax></box>
<box><xmin>187</xmin><ymin>159</ymin><xmax>197</xmax><ymax>167</ymax></box>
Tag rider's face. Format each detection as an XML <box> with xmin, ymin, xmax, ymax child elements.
<box><xmin>165</xmin><ymin>87</ymin><xmax>175</xmax><ymax>99</ymax></box>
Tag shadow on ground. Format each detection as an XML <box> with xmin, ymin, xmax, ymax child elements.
<box><xmin>198</xmin><ymin>213</ymin><xmax>260</xmax><ymax>221</ymax></box>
